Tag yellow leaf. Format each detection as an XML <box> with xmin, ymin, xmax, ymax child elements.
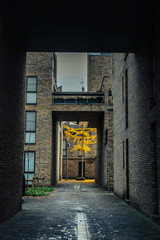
<box><xmin>64</xmin><ymin>122</ymin><xmax>97</xmax><ymax>153</ymax></box>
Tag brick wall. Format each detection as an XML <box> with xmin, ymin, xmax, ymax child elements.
<box><xmin>25</xmin><ymin>53</ymin><xmax>103</xmax><ymax>186</ymax></box>
<box><xmin>88</xmin><ymin>55</ymin><xmax>112</xmax><ymax>92</ymax></box>
<box><xmin>62</xmin><ymin>159</ymin><xmax>95</xmax><ymax>179</ymax></box>
<box><xmin>88</xmin><ymin>54</ymin><xmax>113</xmax><ymax>188</ymax></box>
<box><xmin>0</xmin><ymin>7</ymin><xmax>26</xmax><ymax>223</ymax></box>
<box><xmin>113</xmin><ymin>7</ymin><xmax>160</xmax><ymax>219</ymax></box>
<box><xmin>24</xmin><ymin>52</ymin><xmax>53</xmax><ymax>186</ymax></box>
<box><xmin>24</xmin><ymin>52</ymin><xmax>113</xmax><ymax>189</ymax></box>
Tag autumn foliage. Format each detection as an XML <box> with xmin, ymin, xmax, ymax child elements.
<box><xmin>63</xmin><ymin>122</ymin><xmax>97</xmax><ymax>153</ymax></box>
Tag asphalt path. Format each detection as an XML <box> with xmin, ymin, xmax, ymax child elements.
<box><xmin>0</xmin><ymin>181</ymin><xmax>160</xmax><ymax>239</ymax></box>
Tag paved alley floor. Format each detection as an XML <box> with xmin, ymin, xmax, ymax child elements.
<box><xmin>0</xmin><ymin>181</ymin><xmax>160</xmax><ymax>240</ymax></box>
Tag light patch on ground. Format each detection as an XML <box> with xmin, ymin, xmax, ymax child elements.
<box><xmin>75</xmin><ymin>212</ymin><xmax>90</xmax><ymax>240</ymax></box>
<box><xmin>60</xmin><ymin>179</ymin><xmax>95</xmax><ymax>184</ymax></box>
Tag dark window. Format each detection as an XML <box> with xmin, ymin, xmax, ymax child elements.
<box><xmin>24</xmin><ymin>151</ymin><xmax>35</xmax><ymax>184</ymax></box>
<box><xmin>122</xmin><ymin>76</ymin><xmax>124</xmax><ymax>103</ymax></box>
<box><xmin>123</xmin><ymin>141</ymin><xmax>125</xmax><ymax>169</ymax></box>
<box><xmin>108</xmin><ymin>88</ymin><xmax>112</xmax><ymax>96</ymax></box>
<box><xmin>125</xmin><ymin>70</ymin><xmax>128</xmax><ymax>128</ymax></box>
<box><xmin>105</xmin><ymin>129</ymin><xmax>108</xmax><ymax>145</ymax></box>
<box><xmin>25</xmin><ymin>111</ymin><xmax>36</xmax><ymax>144</ymax></box>
<box><xmin>78</xmin><ymin>162</ymin><xmax>85</xmax><ymax>177</ymax></box>
<box><xmin>63</xmin><ymin>139</ymin><xmax>67</xmax><ymax>157</ymax></box>
<box><xmin>150</xmin><ymin>122</ymin><xmax>159</xmax><ymax>215</ymax></box>
<box><xmin>126</xmin><ymin>139</ymin><xmax>129</xmax><ymax>200</ymax></box>
<box><xmin>26</xmin><ymin>76</ymin><xmax>37</xmax><ymax>104</ymax></box>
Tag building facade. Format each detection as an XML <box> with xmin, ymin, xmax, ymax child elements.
<box><xmin>24</xmin><ymin>52</ymin><xmax>113</xmax><ymax>188</ymax></box>
<box><xmin>88</xmin><ymin>53</ymin><xmax>114</xmax><ymax>189</ymax></box>
<box><xmin>113</xmin><ymin>17</ymin><xmax>160</xmax><ymax>220</ymax></box>
<box><xmin>24</xmin><ymin>52</ymin><xmax>56</xmax><ymax>186</ymax></box>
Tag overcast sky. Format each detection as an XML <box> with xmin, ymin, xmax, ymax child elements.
<box><xmin>56</xmin><ymin>52</ymin><xmax>88</xmax><ymax>92</ymax></box>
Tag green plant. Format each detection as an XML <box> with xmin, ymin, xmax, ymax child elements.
<box><xmin>25</xmin><ymin>187</ymin><xmax>54</xmax><ymax>196</ymax></box>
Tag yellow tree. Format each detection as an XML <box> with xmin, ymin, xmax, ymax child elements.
<box><xmin>63</xmin><ymin>122</ymin><xmax>97</xmax><ymax>178</ymax></box>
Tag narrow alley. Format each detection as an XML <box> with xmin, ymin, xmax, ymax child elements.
<box><xmin>0</xmin><ymin>181</ymin><xmax>160</xmax><ymax>240</ymax></box>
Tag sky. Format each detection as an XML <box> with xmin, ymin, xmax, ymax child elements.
<box><xmin>56</xmin><ymin>53</ymin><xmax>88</xmax><ymax>92</ymax></box>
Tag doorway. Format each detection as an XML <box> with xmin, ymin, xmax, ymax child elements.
<box><xmin>78</xmin><ymin>162</ymin><xmax>85</xmax><ymax>178</ymax></box>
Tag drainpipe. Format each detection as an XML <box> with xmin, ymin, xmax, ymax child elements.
<box><xmin>66</xmin><ymin>143</ymin><xmax>70</xmax><ymax>181</ymax></box>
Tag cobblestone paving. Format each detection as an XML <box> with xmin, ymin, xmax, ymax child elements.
<box><xmin>0</xmin><ymin>181</ymin><xmax>160</xmax><ymax>239</ymax></box>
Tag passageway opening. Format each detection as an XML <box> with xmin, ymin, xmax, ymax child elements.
<box><xmin>0</xmin><ymin>0</ymin><xmax>158</xmax><ymax>224</ymax></box>
<box><xmin>62</xmin><ymin>121</ymin><xmax>97</xmax><ymax>180</ymax></box>
<box><xmin>52</xmin><ymin>111</ymin><xmax>108</xmax><ymax>187</ymax></box>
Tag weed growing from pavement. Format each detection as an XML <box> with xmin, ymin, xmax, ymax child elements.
<box><xmin>25</xmin><ymin>187</ymin><xmax>54</xmax><ymax>196</ymax></box>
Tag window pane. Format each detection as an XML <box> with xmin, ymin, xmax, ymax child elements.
<box><xmin>25</xmin><ymin>132</ymin><xmax>36</xmax><ymax>143</ymax></box>
<box><xmin>25</xmin><ymin>152</ymin><xmax>35</xmax><ymax>172</ymax></box>
<box><xmin>26</xmin><ymin>121</ymin><xmax>36</xmax><ymax>131</ymax></box>
<box><xmin>26</xmin><ymin>112</ymin><xmax>36</xmax><ymax>121</ymax></box>
<box><xmin>63</xmin><ymin>149</ymin><xmax>66</xmax><ymax>157</ymax></box>
<box><xmin>26</xmin><ymin>112</ymin><xmax>36</xmax><ymax>131</ymax></box>
<box><xmin>27</xmin><ymin>77</ymin><xmax>37</xmax><ymax>91</ymax></box>
<box><xmin>24</xmin><ymin>173</ymin><xmax>34</xmax><ymax>183</ymax></box>
<box><xmin>26</xmin><ymin>93</ymin><xmax>37</xmax><ymax>104</ymax></box>
<box><xmin>25</xmin><ymin>152</ymin><xmax>29</xmax><ymax>171</ymax></box>
<box><xmin>63</xmin><ymin>139</ymin><xmax>67</xmax><ymax>148</ymax></box>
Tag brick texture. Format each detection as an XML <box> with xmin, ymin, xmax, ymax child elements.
<box><xmin>24</xmin><ymin>53</ymin><xmax>114</xmax><ymax>190</ymax></box>
<box><xmin>62</xmin><ymin>159</ymin><xmax>95</xmax><ymax>179</ymax></box>
<box><xmin>0</xmin><ymin>9</ymin><xmax>26</xmax><ymax>223</ymax></box>
<box><xmin>24</xmin><ymin>52</ymin><xmax>53</xmax><ymax>186</ymax></box>
<box><xmin>88</xmin><ymin>54</ymin><xmax>113</xmax><ymax>189</ymax></box>
<box><xmin>113</xmin><ymin>8</ymin><xmax>160</xmax><ymax>219</ymax></box>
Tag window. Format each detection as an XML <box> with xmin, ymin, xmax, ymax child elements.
<box><xmin>26</xmin><ymin>76</ymin><xmax>37</xmax><ymax>104</ymax></box>
<box><xmin>122</xmin><ymin>76</ymin><xmax>124</xmax><ymax>103</ymax></box>
<box><xmin>25</xmin><ymin>111</ymin><xmax>36</xmax><ymax>144</ymax></box>
<box><xmin>63</xmin><ymin>139</ymin><xmax>67</xmax><ymax>157</ymax></box>
<box><xmin>78</xmin><ymin>162</ymin><xmax>85</xmax><ymax>177</ymax></box>
<box><xmin>108</xmin><ymin>88</ymin><xmax>112</xmax><ymax>96</ymax></box>
<box><xmin>123</xmin><ymin>141</ymin><xmax>125</xmax><ymax>169</ymax></box>
<box><xmin>105</xmin><ymin>129</ymin><xmax>108</xmax><ymax>145</ymax></box>
<box><xmin>125</xmin><ymin>70</ymin><xmax>128</xmax><ymax>128</ymax></box>
<box><xmin>24</xmin><ymin>152</ymin><xmax>35</xmax><ymax>183</ymax></box>
<box><xmin>126</xmin><ymin>139</ymin><xmax>129</xmax><ymax>200</ymax></box>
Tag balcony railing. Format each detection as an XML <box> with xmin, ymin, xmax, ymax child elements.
<box><xmin>52</xmin><ymin>92</ymin><xmax>104</xmax><ymax>104</ymax></box>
